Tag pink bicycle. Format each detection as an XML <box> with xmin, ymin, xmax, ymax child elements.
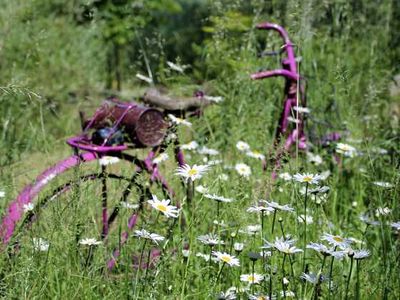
<box><xmin>0</xmin><ymin>22</ymin><xmax>338</xmax><ymax>270</ymax></box>
<box><xmin>0</xmin><ymin>87</ymin><xmax>211</xmax><ymax>269</ymax></box>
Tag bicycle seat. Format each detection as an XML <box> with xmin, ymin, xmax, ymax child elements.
<box><xmin>141</xmin><ymin>88</ymin><xmax>211</xmax><ymax>111</ymax></box>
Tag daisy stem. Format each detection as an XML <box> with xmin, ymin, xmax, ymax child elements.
<box><xmin>208</xmin><ymin>246</ymin><xmax>213</xmax><ymax>279</ymax></box>
<box><xmin>269</xmin><ymin>265</ymin><xmax>273</xmax><ymax>300</ymax></box>
<box><xmin>355</xmin><ymin>260</ymin><xmax>360</xmax><ymax>300</ymax></box>
<box><xmin>281</xmin><ymin>254</ymin><xmax>287</xmax><ymax>297</ymax></box>
<box><xmin>271</xmin><ymin>210</ymin><xmax>277</xmax><ymax>234</ymax></box>
<box><xmin>134</xmin><ymin>239</ymin><xmax>148</xmax><ymax>294</ymax></box>
<box><xmin>251</xmin><ymin>259</ymin><xmax>256</xmax><ymax>294</ymax></box>
<box><xmin>214</xmin><ymin>263</ymin><xmax>225</xmax><ymax>288</ymax></box>
<box><xmin>302</xmin><ymin>183</ymin><xmax>309</xmax><ymax>273</ymax></box>
<box><xmin>217</xmin><ymin>201</ymin><xmax>220</xmax><ymax>228</ymax></box>
<box><xmin>261</xmin><ymin>211</ymin><xmax>265</xmax><ymax>242</ymax></box>
<box><xmin>328</xmin><ymin>246</ymin><xmax>337</xmax><ymax>298</ymax></box>
<box><xmin>144</xmin><ymin>248</ymin><xmax>152</xmax><ymax>282</ymax></box>
<box><xmin>344</xmin><ymin>256</ymin><xmax>354</xmax><ymax>300</ymax></box>
<box><xmin>84</xmin><ymin>245</ymin><xmax>93</xmax><ymax>268</ymax></box>
<box><xmin>313</xmin><ymin>255</ymin><xmax>327</xmax><ymax>300</ymax></box>
<box><xmin>187</xmin><ymin>179</ymin><xmax>194</xmax><ymax>204</ymax></box>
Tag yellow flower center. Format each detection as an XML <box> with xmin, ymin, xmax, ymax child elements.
<box><xmin>221</xmin><ymin>255</ymin><xmax>232</xmax><ymax>263</ymax></box>
<box><xmin>248</xmin><ymin>275</ymin><xmax>255</xmax><ymax>282</ymax></box>
<box><xmin>188</xmin><ymin>169</ymin><xmax>198</xmax><ymax>176</ymax></box>
<box><xmin>333</xmin><ymin>236</ymin><xmax>343</xmax><ymax>243</ymax></box>
<box><xmin>303</xmin><ymin>176</ymin><xmax>313</xmax><ymax>182</ymax></box>
<box><xmin>156</xmin><ymin>204</ymin><xmax>167</xmax><ymax>212</ymax></box>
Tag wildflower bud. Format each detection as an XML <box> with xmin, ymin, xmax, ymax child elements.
<box><xmin>234</xmin><ymin>242</ymin><xmax>244</xmax><ymax>253</ymax></box>
<box><xmin>352</xmin><ymin>201</ymin><xmax>357</xmax><ymax>208</ymax></box>
<box><xmin>278</xmin><ymin>217</ymin><xmax>283</xmax><ymax>223</ymax></box>
<box><xmin>347</xmin><ymin>249</ymin><xmax>354</xmax><ymax>258</ymax></box>
<box><xmin>248</xmin><ymin>251</ymin><xmax>261</xmax><ymax>261</ymax></box>
<box><xmin>283</xmin><ymin>277</ymin><xmax>290</xmax><ymax>285</ymax></box>
<box><xmin>182</xmin><ymin>249</ymin><xmax>190</xmax><ymax>258</ymax></box>
<box><xmin>231</xmin><ymin>232</ymin><xmax>237</xmax><ymax>238</ymax></box>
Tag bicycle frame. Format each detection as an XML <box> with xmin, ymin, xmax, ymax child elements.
<box><xmin>251</xmin><ymin>22</ymin><xmax>307</xmax><ymax>174</ymax></box>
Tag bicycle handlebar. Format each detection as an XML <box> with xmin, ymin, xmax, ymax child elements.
<box><xmin>254</xmin><ymin>22</ymin><xmax>298</xmax><ymax>76</ymax></box>
<box><xmin>251</xmin><ymin>69</ymin><xmax>299</xmax><ymax>81</ymax></box>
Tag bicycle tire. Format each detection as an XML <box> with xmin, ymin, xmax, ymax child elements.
<box><xmin>0</xmin><ymin>152</ymin><xmax>171</xmax><ymax>270</ymax></box>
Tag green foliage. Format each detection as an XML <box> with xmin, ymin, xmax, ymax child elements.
<box><xmin>0</xmin><ymin>0</ymin><xmax>399</xmax><ymax>299</ymax></box>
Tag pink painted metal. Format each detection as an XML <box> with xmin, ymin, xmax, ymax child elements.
<box><xmin>0</xmin><ymin>152</ymin><xmax>98</xmax><ymax>245</ymax></box>
<box><xmin>251</xmin><ymin>22</ymin><xmax>307</xmax><ymax>176</ymax></box>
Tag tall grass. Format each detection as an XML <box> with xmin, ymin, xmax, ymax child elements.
<box><xmin>0</xmin><ymin>0</ymin><xmax>398</xmax><ymax>299</ymax></box>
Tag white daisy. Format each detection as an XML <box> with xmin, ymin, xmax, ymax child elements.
<box><xmin>293</xmin><ymin>106</ymin><xmax>310</xmax><ymax>114</ymax></box>
<box><xmin>195</xmin><ymin>185</ymin><xmax>208</xmax><ymax>194</ymax></box>
<box><xmin>23</xmin><ymin>203</ymin><xmax>34</xmax><ymax>213</ymax></box>
<box><xmin>307</xmin><ymin>152</ymin><xmax>323</xmax><ymax>165</ymax></box>
<box><xmin>353</xmin><ymin>249</ymin><xmax>370</xmax><ymax>260</ymax></box>
<box><xmin>279</xmin><ymin>172</ymin><xmax>292</xmax><ymax>181</ymax></box>
<box><xmin>236</xmin><ymin>141</ymin><xmax>250</xmax><ymax>152</ymax></box>
<box><xmin>248</xmin><ymin>294</ymin><xmax>271</xmax><ymax>300</ymax></box>
<box><xmin>182</xmin><ymin>249</ymin><xmax>190</xmax><ymax>258</ymax></box>
<box><xmin>240</xmin><ymin>273</ymin><xmax>264</xmax><ymax>284</ymax></box>
<box><xmin>287</xmin><ymin>116</ymin><xmax>300</xmax><ymax>124</ymax></box>
<box><xmin>272</xmin><ymin>237</ymin><xmax>303</xmax><ymax>255</ymax></box>
<box><xmin>359</xmin><ymin>214</ymin><xmax>380</xmax><ymax>226</ymax></box>
<box><xmin>32</xmin><ymin>238</ymin><xmax>49</xmax><ymax>252</ymax></box>
<box><xmin>308</xmin><ymin>186</ymin><xmax>330</xmax><ymax>194</ymax></box>
<box><xmin>247</xmin><ymin>203</ymin><xmax>274</xmax><ymax>214</ymax></box>
<box><xmin>320</xmin><ymin>170</ymin><xmax>331</xmax><ymax>180</ymax></box>
<box><xmin>120</xmin><ymin>202</ymin><xmax>139</xmax><ymax>209</ymax></box>
<box><xmin>153</xmin><ymin>153</ymin><xmax>169</xmax><ymax>164</ymax></box>
<box><xmin>300</xmin><ymin>273</ymin><xmax>319</xmax><ymax>284</ymax></box>
<box><xmin>234</xmin><ymin>242</ymin><xmax>244</xmax><ymax>252</ymax></box>
<box><xmin>0</xmin><ymin>190</ymin><xmax>5</xmax><ymax>198</ymax></box>
<box><xmin>306</xmin><ymin>242</ymin><xmax>331</xmax><ymax>256</ymax></box>
<box><xmin>212</xmin><ymin>251</ymin><xmax>240</xmax><ymax>267</ymax></box>
<box><xmin>176</xmin><ymin>163</ymin><xmax>209</xmax><ymax>181</ymax></box>
<box><xmin>293</xmin><ymin>173</ymin><xmax>322</xmax><ymax>185</ymax></box>
<box><xmin>321</xmin><ymin>233</ymin><xmax>353</xmax><ymax>250</ymax></box>
<box><xmin>134</xmin><ymin>229</ymin><xmax>165</xmax><ymax>245</ymax></box>
<box><xmin>280</xmin><ymin>290</ymin><xmax>295</xmax><ymax>297</ymax></box>
<box><xmin>235</xmin><ymin>163</ymin><xmax>251</xmax><ymax>177</ymax></box>
<box><xmin>99</xmin><ymin>156</ymin><xmax>120</xmax><ymax>166</ymax></box>
<box><xmin>297</xmin><ymin>214</ymin><xmax>313</xmax><ymax>224</ymax></box>
<box><xmin>218</xmin><ymin>173</ymin><xmax>229</xmax><ymax>180</ymax></box>
<box><xmin>264</xmin><ymin>200</ymin><xmax>294</xmax><ymax>212</ymax></box>
<box><xmin>336</xmin><ymin>143</ymin><xmax>357</xmax><ymax>157</ymax></box>
<box><xmin>181</xmin><ymin>141</ymin><xmax>199</xmax><ymax>150</ymax></box>
<box><xmin>246</xmin><ymin>150</ymin><xmax>265</xmax><ymax>160</ymax></box>
<box><xmin>197</xmin><ymin>233</ymin><xmax>224</xmax><ymax>246</ymax></box>
<box><xmin>391</xmin><ymin>221</ymin><xmax>400</xmax><ymax>231</ymax></box>
<box><xmin>208</xmin><ymin>160</ymin><xmax>223</xmax><ymax>166</ymax></box>
<box><xmin>329</xmin><ymin>250</ymin><xmax>347</xmax><ymax>260</ymax></box>
<box><xmin>204</xmin><ymin>193</ymin><xmax>233</xmax><ymax>203</ymax></box>
<box><xmin>373</xmin><ymin>181</ymin><xmax>393</xmax><ymax>188</ymax></box>
<box><xmin>79</xmin><ymin>238</ymin><xmax>102</xmax><ymax>246</ymax></box>
<box><xmin>196</xmin><ymin>252</ymin><xmax>215</xmax><ymax>262</ymax></box>
<box><xmin>166</xmin><ymin>61</ymin><xmax>185</xmax><ymax>73</ymax></box>
<box><xmin>204</xmin><ymin>95</ymin><xmax>224</xmax><ymax>103</ymax></box>
<box><xmin>147</xmin><ymin>195</ymin><xmax>179</xmax><ymax>218</ymax></box>
<box><xmin>168</xmin><ymin>114</ymin><xmax>192</xmax><ymax>127</ymax></box>
<box><xmin>197</xmin><ymin>146</ymin><xmax>219</xmax><ymax>156</ymax></box>
<box><xmin>375</xmin><ymin>207</ymin><xmax>391</xmax><ymax>217</ymax></box>
<box><xmin>240</xmin><ymin>225</ymin><xmax>262</xmax><ymax>235</ymax></box>
<box><xmin>135</xmin><ymin>73</ymin><xmax>153</xmax><ymax>84</ymax></box>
